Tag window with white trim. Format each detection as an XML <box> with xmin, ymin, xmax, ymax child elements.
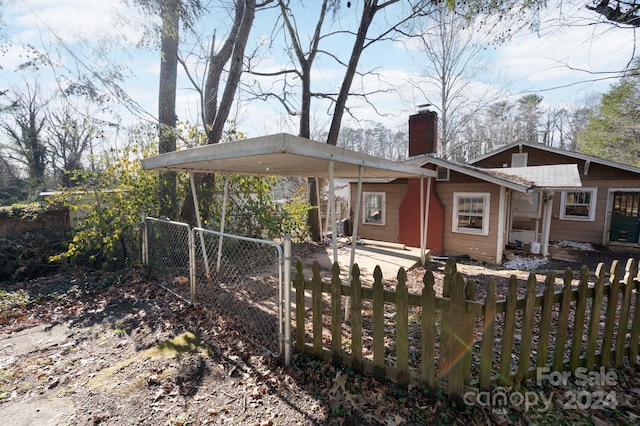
<box><xmin>560</xmin><ymin>188</ymin><xmax>597</xmax><ymax>221</ymax></box>
<box><xmin>363</xmin><ymin>192</ymin><xmax>386</xmax><ymax>225</ymax></box>
<box><xmin>453</xmin><ymin>192</ymin><xmax>490</xmax><ymax>235</ymax></box>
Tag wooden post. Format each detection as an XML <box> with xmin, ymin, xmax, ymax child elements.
<box><xmin>463</xmin><ymin>280</ymin><xmax>476</xmax><ymax>385</ymax></box>
<box><xmin>350</xmin><ymin>264</ymin><xmax>363</xmax><ymax>373</ymax></box>
<box><xmin>421</xmin><ymin>270</ymin><xmax>437</xmax><ymax>389</ymax></box>
<box><xmin>602</xmin><ymin>260</ymin><xmax>621</xmax><ymax>367</ymax></box>
<box><xmin>615</xmin><ymin>258</ymin><xmax>635</xmax><ymax>367</ymax></box>
<box><xmin>445</xmin><ymin>272</ymin><xmax>466</xmax><ymax>402</ymax></box>
<box><xmin>396</xmin><ymin>268</ymin><xmax>409</xmax><ymax>389</ymax></box>
<box><xmin>553</xmin><ymin>269</ymin><xmax>574</xmax><ymax>372</ymax></box>
<box><xmin>372</xmin><ymin>266</ymin><xmax>385</xmax><ymax>381</ymax></box>
<box><xmin>586</xmin><ymin>263</ymin><xmax>606</xmax><ymax>369</ymax></box>
<box><xmin>294</xmin><ymin>260</ymin><xmax>306</xmax><ymax>353</ymax></box>
<box><xmin>331</xmin><ymin>263</ymin><xmax>342</xmax><ymax>367</ymax></box>
<box><xmin>570</xmin><ymin>266</ymin><xmax>590</xmax><ymax>371</ymax></box>
<box><xmin>479</xmin><ymin>278</ymin><xmax>496</xmax><ymax>390</ymax></box>
<box><xmin>499</xmin><ymin>276</ymin><xmax>518</xmax><ymax>386</ymax></box>
<box><xmin>312</xmin><ymin>261</ymin><xmax>323</xmax><ymax>359</ymax></box>
<box><xmin>630</xmin><ymin>264</ymin><xmax>640</xmax><ymax>365</ymax></box>
<box><xmin>536</xmin><ymin>271</ymin><xmax>556</xmax><ymax>368</ymax></box>
<box><xmin>518</xmin><ymin>274</ymin><xmax>538</xmax><ymax>381</ymax></box>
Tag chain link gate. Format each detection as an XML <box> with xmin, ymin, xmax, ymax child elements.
<box><xmin>142</xmin><ymin>217</ymin><xmax>290</xmax><ymax>358</ymax></box>
<box><xmin>192</xmin><ymin>227</ymin><xmax>284</xmax><ymax>355</ymax></box>
<box><xmin>142</xmin><ymin>217</ymin><xmax>194</xmax><ymax>303</ymax></box>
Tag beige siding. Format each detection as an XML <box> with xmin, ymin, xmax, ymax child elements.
<box><xmin>349</xmin><ymin>182</ymin><xmax>408</xmax><ymax>243</ymax></box>
<box><xmin>436</xmin><ymin>182</ymin><xmax>502</xmax><ymax>264</ymax></box>
<box><xmin>549</xmin><ymin>178</ymin><xmax>640</xmax><ymax>244</ymax></box>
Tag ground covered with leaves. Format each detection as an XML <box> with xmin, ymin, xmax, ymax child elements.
<box><xmin>1</xmin><ymin>265</ymin><xmax>640</xmax><ymax>425</ymax></box>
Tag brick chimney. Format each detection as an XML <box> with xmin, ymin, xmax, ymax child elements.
<box><xmin>408</xmin><ymin>108</ymin><xmax>438</xmax><ymax>157</ymax></box>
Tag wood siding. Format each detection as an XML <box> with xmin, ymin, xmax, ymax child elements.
<box><xmin>474</xmin><ymin>146</ymin><xmax>640</xmax><ymax>245</ymax></box>
<box><xmin>349</xmin><ymin>181</ymin><xmax>408</xmax><ymax>243</ymax></box>
<box><xmin>550</xmin><ymin>178</ymin><xmax>640</xmax><ymax>244</ymax></box>
<box><xmin>435</xmin><ymin>177</ymin><xmax>502</xmax><ymax>264</ymax></box>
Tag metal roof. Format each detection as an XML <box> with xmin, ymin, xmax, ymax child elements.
<box><xmin>405</xmin><ymin>154</ymin><xmax>582</xmax><ymax>191</ymax></box>
<box><xmin>142</xmin><ymin>133</ymin><xmax>437</xmax><ymax>179</ymax></box>
<box><xmin>469</xmin><ymin>141</ymin><xmax>640</xmax><ymax>174</ymax></box>
<box><xmin>486</xmin><ymin>164</ymin><xmax>582</xmax><ymax>189</ymax></box>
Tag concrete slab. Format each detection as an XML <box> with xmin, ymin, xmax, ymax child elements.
<box><xmin>314</xmin><ymin>242</ymin><xmax>422</xmax><ymax>284</ymax></box>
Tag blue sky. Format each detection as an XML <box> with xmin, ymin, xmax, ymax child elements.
<box><xmin>2</xmin><ymin>0</ymin><xmax>638</xmax><ymax>141</ymax></box>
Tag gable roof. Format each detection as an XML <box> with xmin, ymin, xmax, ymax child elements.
<box><xmin>469</xmin><ymin>141</ymin><xmax>640</xmax><ymax>174</ymax></box>
<box><xmin>405</xmin><ymin>154</ymin><xmax>581</xmax><ymax>192</ymax></box>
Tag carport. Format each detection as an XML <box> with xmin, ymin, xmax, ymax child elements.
<box><xmin>141</xmin><ymin>133</ymin><xmax>436</xmax><ymax>365</ymax></box>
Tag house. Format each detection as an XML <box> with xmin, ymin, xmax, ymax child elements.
<box><xmin>350</xmin><ymin>109</ymin><xmax>640</xmax><ymax>264</ymax></box>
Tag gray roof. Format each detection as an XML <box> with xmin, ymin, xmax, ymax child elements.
<box><xmin>142</xmin><ymin>133</ymin><xmax>437</xmax><ymax>179</ymax></box>
<box><xmin>469</xmin><ymin>141</ymin><xmax>640</xmax><ymax>174</ymax></box>
<box><xmin>486</xmin><ymin>164</ymin><xmax>582</xmax><ymax>188</ymax></box>
<box><xmin>405</xmin><ymin>154</ymin><xmax>581</xmax><ymax>191</ymax></box>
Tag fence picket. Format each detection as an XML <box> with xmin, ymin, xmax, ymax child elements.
<box><xmin>396</xmin><ymin>268</ymin><xmax>410</xmax><ymax>389</ymax></box>
<box><xmin>536</xmin><ymin>272</ymin><xmax>556</xmax><ymax>368</ymax></box>
<box><xmin>331</xmin><ymin>262</ymin><xmax>342</xmax><ymax>366</ymax></box>
<box><xmin>615</xmin><ymin>259</ymin><xmax>635</xmax><ymax>367</ymax></box>
<box><xmin>312</xmin><ymin>261</ymin><xmax>323</xmax><ymax>358</ymax></box>
<box><xmin>602</xmin><ymin>261</ymin><xmax>621</xmax><ymax>366</ymax></box>
<box><xmin>570</xmin><ymin>266</ymin><xmax>589</xmax><ymax>371</ymax></box>
<box><xmin>518</xmin><ymin>274</ymin><xmax>537</xmax><ymax>380</ymax></box>
<box><xmin>295</xmin><ymin>260</ymin><xmax>305</xmax><ymax>353</ymax></box>
<box><xmin>350</xmin><ymin>264</ymin><xmax>363</xmax><ymax>372</ymax></box>
<box><xmin>446</xmin><ymin>272</ymin><xmax>466</xmax><ymax>402</ymax></box>
<box><xmin>372</xmin><ymin>266</ymin><xmax>385</xmax><ymax>381</ymax></box>
<box><xmin>499</xmin><ymin>276</ymin><xmax>518</xmax><ymax>386</ymax></box>
<box><xmin>421</xmin><ymin>270</ymin><xmax>437</xmax><ymax>389</ymax></box>
<box><xmin>586</xmin><ymin>264</ymin><xmax>606</xmax><ymax>369</ymax></box>
<box><xmin>463</xmin><ymin>280</ymin><xmax>476</xmax><ymax>385</ymax></box>
<box><xmin>479</xmin><ymin>278</ymin><xmax>496</xmax><ymax>390</ymax></box>
<box><xmin>630</xmin><ymin>266</ymin><xmax>640</xmax><ymax>364</ymax></box>
<box><xmin>553</xmin><ymin>270</ymin><xmax>574</xmax><ymax>371</ymax></box>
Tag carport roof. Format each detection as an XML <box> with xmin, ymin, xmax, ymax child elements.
<box><xmin>142</xmin><ymin>133</ymin><xmax>437</xmax><ymax>179</ymax></box>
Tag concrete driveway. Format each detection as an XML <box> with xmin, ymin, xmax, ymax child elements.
<box><xmin>300</xmin><ymin>240</ymin><xmax>422</xmax><ymax>284</ymax></box>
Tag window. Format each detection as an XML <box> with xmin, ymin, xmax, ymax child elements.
<box><xmin>560</xmin><ymin>188</ymin><xmax>597</xmax><ymax>221</ymax></box>
<box><xmin>453</xmin><ymin>192</ymin><xmax>490</xmax><ymax>235</ymax></box>
<box><xmin>363</xmin><ymin>192</ymin><xmax>385</xmax><ymax>225</ymax></box>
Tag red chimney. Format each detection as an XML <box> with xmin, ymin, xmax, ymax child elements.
<box><xmin>408</xmin><ymin>109</ymin><xmax>438</xmax><ymax>157</ymax></box>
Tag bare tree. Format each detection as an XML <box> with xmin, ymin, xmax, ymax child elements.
<box><xmin>408</xmin><ymin>4</ymin><xmax>507</xmax><ymax>159</ymax></box>
<box><xmin>0</xmin><ymin>84</ymin><xmax>48</xmax><ymax>197</ymax></box>
<box><xmin>246</xmin><ymin>0</ymin><xmax>436</xmax><ymax>238</ymax></box>
<box><xmin>176</xmin><ymin>0</ymin><xmax>274</xmax><ymax>223</ymax></box>
<box><xmin>46</xmin><ymin>103</ymin><xmax>101</xmax><ymax>187</ymax></box>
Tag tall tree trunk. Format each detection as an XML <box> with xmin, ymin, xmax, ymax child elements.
<box><xmin>158</xmin><ymin>0</ymin><xmax>180</xmax><ymax>219</ymax></box>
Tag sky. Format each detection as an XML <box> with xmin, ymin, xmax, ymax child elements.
<box><xmin>1</xmin><ymin>0</ymin><xmax>638</xmax><ymax>143</ymax></box>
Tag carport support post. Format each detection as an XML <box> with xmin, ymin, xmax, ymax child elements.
<box><xmin>216</xmin><ymin>175</ymin><xmax>229</xmax><ymax>272</ymax></box>
<box><xmin>421</xmin><ymin>176</ymin><xmax>432</xmax><ymax>266</ymax></box>
<box><xmin>345</xmin><ymin>165</ymin><xmax>364</xmax><ymax>320</ymax></box>
<box><xmin>190</xmin><ymin>172</ymin><xmax>210</xmax><ymax>276</ymax></box>
<box><xmin>329</xmin><ymin>161</ymin><xmax>338</xmax><ymax>263</ymax></box>
<box><xmin>420</xmin><ymin>176</ymin><xmax>424</xmax><ymax>265</ymax></box>
<box><xmin>315</xmin><ymin>177</ymin><xmax>323</xmax><ymax>242</ymax></box>
<box><xmin>283</xmin><ymin>235</ymin><xmax>292</xmax><ymax>366</ymax></box>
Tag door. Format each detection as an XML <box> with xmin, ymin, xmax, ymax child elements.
<box><xmin>610</xmin><ymin>192</ymin><xmax>640</xmax><ymax>244</ymax></box>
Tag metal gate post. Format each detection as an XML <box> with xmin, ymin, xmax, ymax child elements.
<box><xmin>283</xmin><ymin>235</ymin><xmax>292</xmax><ymax>366</ymax></box>
<box><xmin>141</xmin><ymin>213</ymin><xmax>148</xmax><ymax>266</ymax></box>
<box><xmin>189</xmin><ymin>227</ymin><xmax>196</xmax><ymax>304</ymax></box>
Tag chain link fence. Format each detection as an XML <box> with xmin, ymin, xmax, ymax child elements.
<box><xmin>142</xmin><ymin>217</ymin><xmax>287</xmax><ymax>356</ymax></box>
<box><xmin>192</xmin><ymin>228</ymin><xmax>283</xmax><ymax>355</ymax></box>
<box><xmin>142</xmin><ymin>217</ymin><xmax>194</xmax><ymax>303</ymax></box>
